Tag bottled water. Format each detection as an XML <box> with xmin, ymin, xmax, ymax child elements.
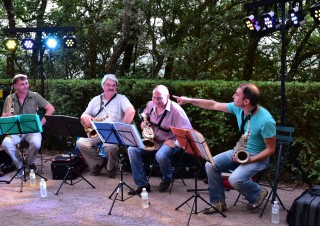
<box><xmin>39</xmin><ymin>178</ymin><xmax>47</xmax><ymax>197</ymax></box>
<box><xmin>141</xmin><ymin>188</ymin><xmax>149</xmax><ymax>208</ymax></box>
<box><xmin>271</xmin><ymin>200</ymin><xmax>280</xmax><ymax>224</ymax></box>
<box><xmin>29</xmin><ymin>169</ymin><xmax>36</xmax><ymax>186</ymax></box>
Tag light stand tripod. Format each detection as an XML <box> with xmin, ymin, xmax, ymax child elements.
<box><xmin>170</xmin><ymin>127</ymin><xmax>226</xmax><ymax>226</ymax></box>
<box><xmin>0</xmin><ymin>114</ymin><xmax>47</xmax><ymax>192</ymax></box>
<box><xmin>44</xmin><ymin>115</ymin><xmax>95</xmax><ymax>195</ymax></box>
<box><xmin>92</xmin><ymin>121</ymin><xmax>144</xmax><ymax>215</ymax></box>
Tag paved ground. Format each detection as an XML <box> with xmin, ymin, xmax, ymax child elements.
<box><xmin>0</xmin><ymin>153</ymin><xmax>305</xmax><ymax>226</ymax></box>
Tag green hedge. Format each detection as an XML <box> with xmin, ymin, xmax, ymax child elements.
<box><xmin>1</xmin><ymin>79</ymin><xmax>319</xmax><ymax>184</ymax></box>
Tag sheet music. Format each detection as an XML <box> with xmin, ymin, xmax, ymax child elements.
<box><xmin>92</xmin><ymin>122</ymin><xmax>144</xmax><ymax>148</ymax></box>
<box><xmin>170</xmin><ymin>126</ymin><xmax>214</xmax><ymax>165</ymax></box>
<box><xmin>188</xmin><ymin>129</ymin><xmax>214</xmax><ymax>165</ymax></box>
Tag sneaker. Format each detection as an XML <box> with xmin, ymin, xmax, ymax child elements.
<box><xmin>247</xmin><ymin>187</ymin><xmax>268</xmax><ymax>210</ymax></box>
<box><xmin>158</xmin><ymin>180</ymin><xmax>172</xmax><ymax>192</ymax></box>
<box><xmin>203</xmin><ymin>201</ymin><xmax>227</xmax><ymax>214</ymax></box>
<box><xmin>128</xmin><ymin>184</ymin><xmax>151</xmax><ymax>195</ymax></box>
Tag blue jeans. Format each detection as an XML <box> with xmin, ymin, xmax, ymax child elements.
<box><xmin>128</xmin><ymin>144</ymin><xmax>180</xmax><ymax>187</ymax></box>
<box><xmin>205</xmin><ymin>149</ymin><xmax>269</xmax><ymax>204</ymax></box>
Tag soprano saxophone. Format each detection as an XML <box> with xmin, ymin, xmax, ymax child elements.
<box><xmin>232</xmin><ymin>117</ymin><xmax>250</xmax><ymax>164</ymax></box>
<box><xmin>6</xmin><ymin>86</ymin><xmax>14</xmax><ymax>115</ymax></box>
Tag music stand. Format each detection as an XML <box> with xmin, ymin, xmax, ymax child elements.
<box><xmin>170</xmin><ymin>126</ymin><xmax>226</xmax><ymax>226</ymax></box>
<box><xmin>0</xmin><ymin>114</ymin><xmax>46</xmax><ymax>192</ymax></box>
<box><xmin>92</xmin><ymin>121</ymin><xmax>144</xmax><ymax>215</ymax></box>
<box><xmin>44</xmin><ymin>115</ymin><xmax>95</xmax><ymax>195</ymax></box>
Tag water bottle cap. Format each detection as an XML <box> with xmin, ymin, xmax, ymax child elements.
<box><xmin>142</xmin><ymin>188</ymin><xmax>146</xmax><ymax>191</ymax></box>
<box><xmin>30</xmin><ymin>169</ymin><xmax>34</xmax><ymax>172</ymax></box>
<box><xmin>274</xmin><ymin>201</ymin><xmax>278</xmax><ymax>204</ymax></box>
<box><xmin>41</xmin><ymin>178</ymin><xmax>45</xmax><ymax>181</ymax></box>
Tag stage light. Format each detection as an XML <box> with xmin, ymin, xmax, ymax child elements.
<box><xmin>262</xmin><ymin>11</ymin><xmax>280</xmax><ymax>31</ymax></box>
<box><xmin>44</xmin><ymin>36</ymin><xmax>59</xmax><ymax>49</ymax></box>
<box><xmin>310</xmin><ymin>3</ymin><xmax>320</xmax><ymax>25</ymax></box>
<box><xmin>288</xmin><ymin>6</ymin><xmax>305</xmax><ymax>27</ymax></box>
<box><xmin>244</xmin><ymin>15</ymin><xmax>261</xmax><ymax>32</ymax></box>
<box><xmin>63</xmin><ymin>35</ymin><xmax>77</xmax><ymax>48</ymax></box>
<box><xmin>21</xmin><ymin>38</ymin><xmax>36</xmax><ymax>50</ymax></box>
<box><xmin>4</xmin><ymin>38</ymin><xmax>19</xmax><ymax>52</ymax></box>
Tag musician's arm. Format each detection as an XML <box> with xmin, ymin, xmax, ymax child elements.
<box><xmin>41</xmin><ymin>103</ymin><xmax>55</xmax><ymax>126</ymax></box>
<box><xmin>247</xmin><ymin>136</ymin><xmax>276</xmax><ymax>163</ymax></box>
<box><xmin>172</xmin><ymin>95</ymin><xmax>229</xmax><ymax>113</ymax></box>
<box><xmin>122</xmin><ymin>106</ymin><xmax>135</xmax><ymax>124</ymax></box>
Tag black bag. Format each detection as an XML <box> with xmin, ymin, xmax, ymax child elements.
<box><xmin>0</xmin><ymin>150</ymin><xmax>16</xmax><ymax>177</ymax></box>
<box><xmin>51</xmin><ymin>155</ymin><xmax>86</xmax><ymax>180</ymax></box>
<box><xmin>287</xmin><ymin>185</ymin><xmax>320</xmax><ymax>226</ymax></box>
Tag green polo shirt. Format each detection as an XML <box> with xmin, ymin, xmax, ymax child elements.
<box><xmin>4</xmin><ymin>91</ymin><xmax>49</xmax><ymax>115</ymax></box>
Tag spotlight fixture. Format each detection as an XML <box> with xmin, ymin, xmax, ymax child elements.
<box><xmin>243</xmin><ymin>15</ymin><xmax>261</xmax><ymax>32</ymax></box>
<box><xmin>44</xmin><ymin>36</ymin><xmax>59</xmax><ymax>50</ymax></box>
<box><xmin>4</xmin><ymin>38</ymin><xmax>19</xmax><ymax>52</ymax></box>
<box><xmin>21</xmin><ymin>38</ymin><xmax>36</xmax><ymax>50</ymax></box>
<box><xmin>262</xmin><ymin>11</ymin><xmax>280</xmax><ymax>31</ymax></box>
<box><xmin>310</xmin><ymin>3</ymin><xmax>320</xmax><ymax>25</ymax></box>
<box><xmin>63</xmin><ymin>35</ymin><xmax>77</xmax><ymax>48</ymax></box>
<box><xmin>288</xmin><ymin>6</ymin><xmax>305</xmax><ymax>27</ymax></box>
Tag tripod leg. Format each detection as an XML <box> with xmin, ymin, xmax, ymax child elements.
<box><xmin>175</xmin><ymin>195</ymin><xmax>195</xmax><ymax>210</ymax></box>
<box><xmin>55</xmin><ymin>168</ymin><xmax>73</xmax><ymax>195</ymax></box>
<box><xmin>70</xmin><ymin>167</ymin><xmax>95</xmax><ymax>188</ymax></box>
<box><xmin>108</xmin><ymin>184</ymin><xmax>121</xmax><ymax>215</ymax></box>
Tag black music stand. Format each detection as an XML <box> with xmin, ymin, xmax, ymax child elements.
<box><xmin>44</xmin><ymin>115</ymin><xmax>95</xmax><ymax>195</ymax></box>
<box><xmin>170</xmin><ymin>126</ymin><xmax>226</xmax><ymax>226</ymax></box>
<box><xmin>0</xmin><ymin>114</ymin><xmax>46</xmax><ymax>192</ymax></box>
<box><xmin>92</xmin><ymin>121</ymin><xmax>144</xmax><ymax>215</ymax></box>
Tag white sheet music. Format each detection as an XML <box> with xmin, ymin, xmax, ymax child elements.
<box><xmin>188</xmin><ymin>129</ymin><xmax>214</xmax><ymax>165</ymax></box>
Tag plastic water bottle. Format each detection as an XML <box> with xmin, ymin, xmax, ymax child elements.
<box><xmin>271</xmin><ymin>200</ymin><xmax>280</xmax><ymax>224</ymax></box>
<box><xmin>29</xmin><ymin>169</ymin><xmax>36</xmax><ymax>186</ymax></box>
<box><xmin>141</xmin><ymin>188</ymin><xmax>149</xmax><ymax>208</ymax></box>
<box><xmin>39</xmin><ymin>178</ymin><xmax>47</xmax><ymax>197</ymax></box>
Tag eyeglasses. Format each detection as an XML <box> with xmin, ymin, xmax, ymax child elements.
<box><xmin>105</xmin><ymin>83</ymin><xmax>117</xmax><ymax>88</ymax></box>
<box><xmin>152</xmin><ymin>96</ymin><xmax>163</xmax><ymax>101</ymax></box>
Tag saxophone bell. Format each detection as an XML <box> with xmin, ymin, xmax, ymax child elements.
<box><xmin>233</xmin><ymin>149</ymin><xmax>249</xmax><ymax>164</ymax></box>
<box><xmin>140</xmin><ymin>112</ymin><xmax>156</xmax><ymax>151</ymax></box>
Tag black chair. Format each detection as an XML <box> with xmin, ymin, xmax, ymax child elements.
<box><xmin>146</xmin><ymin>149</ymin><xmax>187</xmax><ymax>194</ymax></box>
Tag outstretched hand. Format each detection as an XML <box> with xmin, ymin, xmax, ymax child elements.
<box><xmin>172</xmin><ymin>95</ymin><xmax>187</xmax><ymax>105</ymax></box>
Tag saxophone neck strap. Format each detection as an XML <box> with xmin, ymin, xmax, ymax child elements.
<box><xmin>148</xmin><ymin>107</ymin><xmax>171</xmax><ymax>132</ymax></box>
<box><xmin>95</xmin><ymin>93</ymin><xmax>117</xmax><ymax>117</ymax></box>
<box><xmin>240</xmin><ymin>105</ymin><xmax>257</xmax><ymax>135</ymax></box>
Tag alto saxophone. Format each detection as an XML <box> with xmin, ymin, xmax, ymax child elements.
<box><xmin>6</xmin><ymin>86</ymin><xmax>14</xmax><ymax>115</ymax></box>
<box><xmin>140</xmin><ymin>112</ymin><xmax>156</xmax><ymax>151</ymax></box>
<box><xmin>83</xmin><ymin>106</ymin><xmax>109</xmax><ymax>138</ymax></box>
<box><xmin>232</xmin><ymin>117</ymin><xmax>250</xmax><ymax>164</ymax></box>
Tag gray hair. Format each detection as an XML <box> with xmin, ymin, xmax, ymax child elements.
<box><xmin>101</xmin><ymin>74</ymin><xmax>119</xmax><ymax>88</ymax></box>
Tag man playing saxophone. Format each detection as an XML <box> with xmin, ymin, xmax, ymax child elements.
<box><xmin>1</xmin><ymin>74</ymin><xmax>55</xmax><ymax>177</ymax></box>
<box><xmin>128</xmin><ymin>85</ymin><xmax>192</xmax><ymax>195</ymax></box>
<box><xmin>76</xmin><ymin>74</ymin><xmax>135</xmax><ymax>178</ymax></box>
<box><xmin>173</xmin><ymin>83</ymin><xmax>276</xmax><ymax>213</ymax></box>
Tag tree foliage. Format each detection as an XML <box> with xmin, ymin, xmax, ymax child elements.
<box><xmin>0</xmin><ymin>0</ymin><xmax>319</xmax><ymax>81</ymax></box>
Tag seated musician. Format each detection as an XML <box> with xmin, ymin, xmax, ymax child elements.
<box><xmin>173</xmin><ymin>83</ymin><xmax>276</xmax><ymax>213</ymax></box>
<box><xmin>76</xmin><ymin>74</ymin><xmax>135</xmax><ymax>178</ymax></box>
<box><xmin>1</xmin><ymin>74</ymin><xmax>55</xmax><ymax>177</ymax></box>
<box><xmin>128</xmin><ymin>85</ymin><xmax>192</xmax><ymax>195</ymax></box>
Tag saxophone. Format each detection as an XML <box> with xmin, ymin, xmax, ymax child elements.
<box><xmin>6</xmin><ymin>86</ymin><xmax>14</xmax><ymax>115</ymax></box>
<box><xmin>232</xmin><ymin>117</ymin><xmax>250</xmax><ymax>164</ymax></box>
<box><xmin>83</xmin><ymin>106</ymin><xmax>109</xmax><ymax>138</ymax></box>
<box><xmin>140</xmin><ymin>112</ymin><xmax>156</xmax><ymax>151</ymax></box>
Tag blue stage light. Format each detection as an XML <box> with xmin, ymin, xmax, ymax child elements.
<box><xmin>44</xmin><ymin>36</ymin><xmax>59</xmax><ymax>49</ymax></box>
<box><xmin>262</xmin><ymin>11</ymin><xmax>280</xmax><ymax>31</ymax></box>
<box><xmin>288</xmin><ymin>6</ymin><xmax>305</xmax><ymax>27</ymax></box>
<box><xmin>22</xmin><ymin>38</ymin><xmax>36</xmax><ymax>50</ymax></box>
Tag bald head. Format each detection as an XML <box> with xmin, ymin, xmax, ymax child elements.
<box><xmin>153</xmin><ymin>85</ymin><xmax>169</xmax><ymax>96</ymax></box>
